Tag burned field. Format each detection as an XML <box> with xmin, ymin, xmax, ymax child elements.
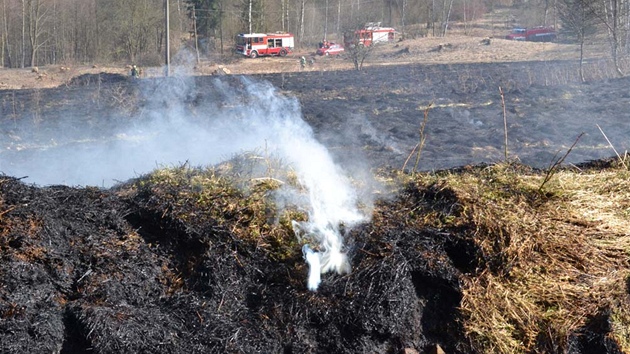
<box><xmin>264</xmin><ymin>59</ymin><xmax>630</xmax><ymax>172</ymax></box>
<box><xmin>1</xmin><ymin>61</ymin><xmax>630</xmax><ymax>353</ymax></box>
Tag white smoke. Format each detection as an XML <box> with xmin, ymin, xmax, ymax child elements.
<box><xmin>0</xmin><ymin>69</ymin><xmax>370</xmax><ymax>291</ymax></box>
<box><xmin>238</xmin><ymin>78</ymin><xmax>368</xmax><ymax>291</ymax></box>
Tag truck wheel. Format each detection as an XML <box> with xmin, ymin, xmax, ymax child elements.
<box><xmin>250</xmin><ymin>51</ymin><xmax>258</xmax><ymax>59</ymax></box>
<box><xmin>279</xmin><ymin>49</ymin><xmax>287</xmax><ymax>57</ymax></box>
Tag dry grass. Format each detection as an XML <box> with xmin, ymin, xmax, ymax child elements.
<box><xmin>129</xmin><ymin>156</ymin><xmax>630</xmax><ymax>352</ymax></box>
<box><xmin>0</xmin><ymin>21</ymin><xmax>613</xmax><ymax>90</ymax></box>
<box><xmin>431</xmin><ymin>163</ymin><xmax>630</xmax><ymax>353</ymax></box>
<box><xmin>122</xmin><ymin>153</ymin><xmax>306</xmax><ymax>262</ymax></box>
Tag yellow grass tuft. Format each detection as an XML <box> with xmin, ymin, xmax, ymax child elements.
<box><xmin>122</xmin><ymin>153</ymin><xmax>307</xmax><ymax>262</ymax></box>
<box><xmin>436</xmin><ymin>164</ymin><xmax>630</xmax><ymax>353</ymax></box>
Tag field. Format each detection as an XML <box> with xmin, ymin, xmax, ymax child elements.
<box><xmin>1</xmin><ymin>23</ymin><xmax>630</xmax><ymax>354</ymax></box>
<box><xmin>2</xmin><ymin>32</ymin><xmax>630</xmax><ymax>180</ymax></box>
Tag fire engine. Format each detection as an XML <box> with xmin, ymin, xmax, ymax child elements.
<box><xmin>235</xmin><ymin>32</ymin><xmax>295</xmax><ymax>58</ymax></box>
<box><xmin>505</xmin><ymin>27</ymin><xmax>556</xmax><ymax>42</ymax></box>
<box><xmin>344</xmin><ymin>22</ymin><xmax>396</xmax><ymax>47</ymax></box>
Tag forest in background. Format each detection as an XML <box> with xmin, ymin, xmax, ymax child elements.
<box><xmin>0</xmin><ymin>0</ymin><xmax>629</xmax><ymax>72</ymax></box>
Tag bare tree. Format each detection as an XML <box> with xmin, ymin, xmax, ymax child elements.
<box><xmin>21</xmin><ymin>0</ymin><xmax>25</xmax><ymax>67</ymax></box>
<box><xmin>347</xmin><ymin>42</ymin><xmax>374</xmax><ymax>70</ymax></box>
<box><xmin>27</xmin><ymin>0</ymin><xmax>50</xmax><ymax>67</ymax></box>
<box><xmin>247</xmin><ymin>0</ymin><xmax>252</xmax><ymax>32</ymax></box>
<box><xmin>599</xmin><ymin>0</ymin><xmax>628</xmax><ymax>75</ymax></box>
<box><xmin>399</xmin><ymin>0</ymin><xmax>407</xmax><ymax>38</ymax></box>
<box><xmin>299</xmin><ymin>0</ymin><xmax>307</xmax><ymax>43</ymax></box>
<box><xmin>281</xmin><ymin>0</ymin><xmax>286</xmax><ymax>31</ymax></box>
<box><xmin>1</xmin><ymin>0</ymin><xmax>9</xmax><ymax>67</ymax></box>
<box><xmin>0</xmin><ymin>12</ymin><xmax>3</xmax><ymax>67</ymax></box>
<box><xmin>0</xmin><ymin>0</ymin><xmax>535</xmax><ymax>66</ymax></box>
<box><xmin>324</xmin><ymin>0</ymin><xmax>328</xmax><ymax>40</ymax></box>
<box><xmin>441</xmin><ymin>0</ymin><xmax>454</xmax><ymax>36</ymax></box>
<box><xmin>558</xmin><ymin>0</ymin><xmax>598</xmax><ymax>81</ymax></box>
<box><xmin>343</xmin><ymin>22</ymin><xmax>377</xmax><ymax>70</ymax></box>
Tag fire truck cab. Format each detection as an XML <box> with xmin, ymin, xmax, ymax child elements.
<box><xmin>235</xmin><ymin>32</ymin><xmax>295</xmax><ymax>58</ymax></box>
<box><xmin>345</xmin><ymin>22</ymin><xmax>396</xmax><ymax>47</ymax></box>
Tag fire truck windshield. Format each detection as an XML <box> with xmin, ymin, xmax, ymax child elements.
<box><xmin>236</xmin><ymin>36</ymin><xmax>249</xmax><ymax>46</ymax></box>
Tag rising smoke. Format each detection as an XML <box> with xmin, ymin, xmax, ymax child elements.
<box><xmin>0</xmin><ymin>67</ymin><xmax>372</xmax><ymax>291</ymax></box>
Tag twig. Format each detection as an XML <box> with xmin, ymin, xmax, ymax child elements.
<box><xmin>217</xmin><ymin>293</ymin><xmax>225</xmax><ymax>312</ymax></box>
<box><xmin>77</xmin><ymin>269</ymin><xmax>93</xmax><ymax>283</ymax></box>
<box><xmin>196</xmin><ymin>310</ymin><xmax>204</xmax><ymax>324</ymax></box>
<box><xmin>250</xmin><ymin>177</ymin><xmax>285</xmax><ymax>185</ymax></box>
<box><xmin>359</xmin><ymin>248</ymin><xmax>380</xmax><ymax>257</ymax></box>
<box><xmin>597</xmin><ymin>124</ymin><xmax>628</xmax><ymax>169</ymax></box>
<box><xmin>499</xmin><ymin>86</ymin><xmax>508</xmax><ymax>161</ymax></box>
<box><xmin>402</xmin><ymin>143</ymin><xmax>419</xmax><ymax>172</ymax></box>
<box><xmin>539</xmin><ymin>132</ymin><xmax>584</xmax><ymax>193</ymax></box>
<box><xmin>412</xmin><ymin>103</ymin><xmax>432</xmax><ymax>175</ymax></box>
<box><xmin>0</xmin><ymin>206</ymin><xmax>16</xmax><ymax>218</ymax></box>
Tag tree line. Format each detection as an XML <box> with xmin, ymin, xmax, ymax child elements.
<box><xmin>0</xmin><ymin>0</ymin><xmax>629</xmax><ymax>74</ymax></box>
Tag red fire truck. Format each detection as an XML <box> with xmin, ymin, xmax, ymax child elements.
<box><xmin>344</xmin><ymin>22</ymin><xmax>396</xmax><ymax>47</ymax></box>
<box><xmin>505</xmin><ymin>27</ymin><xmax>556</xmax><ymax>42</ymax></box>
<box><xmin>235</xmin><ymin>32</ymin><xmax>295</xmax><ymax>58</ymax></box>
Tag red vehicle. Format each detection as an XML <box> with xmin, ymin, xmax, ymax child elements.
<box><xmin>317</xmin><ymin>43</ymin><xmax>344</xmax><ymax>56</ymax></box>
<box><xmin>344</xmin><ymin>22</ymin><xmax>396</xmax><ymax>47</ymax></box>
<box><xmin>235</xmin><ymin>32</ymin><xmax>295</xmax><ymax>58</ymax></box>
<box><xmin>505</xmin><ymin>27</ymin><xmax>556</xmax><ymax>42</ymax></box>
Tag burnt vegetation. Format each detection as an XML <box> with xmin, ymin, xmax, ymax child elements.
<box><xmin>1</xmin><ymin>153</ymin><xmax>629</xmax><ymax>353</ymax></box>
<box><xmin>1</xmin><ymin>36</ymin><xmax>630</xmax><ymax>353</ymax></box>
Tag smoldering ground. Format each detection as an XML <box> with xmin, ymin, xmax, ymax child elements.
<box><xmin>1</xmin><ymin>60</ymin><xmax>629</xmax><ymax>353</ymax></box>
<box><xmin>258</xmin><ymin>60</ymin><xmax>630</xmax><ymax>172</ymax></box>
<box><xmin>0</xmin><ymin>69</ymin><xmax>378</xmax><ymax>291</ymax></box>
<box><xmin>0</xmin><ymin>69</ymin><xmax>471</xmax><ymax>353</ymax></box>
<box><xmin>3</xmin><ymin>60</ymin><xmax>630</xmax><ymax>187</ymax></box>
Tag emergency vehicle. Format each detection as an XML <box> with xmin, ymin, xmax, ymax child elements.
<box><xmin>344</xmin><ymin>22</ymin><xmax>396</xmax><ymax>47</ymax></box>
<box><xmin>505</xmin><ymin>27</ymin><xmax>556</xmax><ymax>42</ymax></box>
<box><xmin>235</xmin><ymin>32</ymin><xmax>295</xmax><ymax>58</ymax></box>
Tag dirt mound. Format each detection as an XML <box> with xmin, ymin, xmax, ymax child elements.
<box><xmin>1</xmin><ymin>156</ymin><xmax>629</xmax><ymax>353</ymax></box>
<box><xmin>0</xmin><ymin>168</ymin><xmax>469</xmax><ymax>353</ymax></box>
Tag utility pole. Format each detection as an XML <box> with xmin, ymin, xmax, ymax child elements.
<box><xmin>192</xmin><ymin>8</ymin><xmax>199</xmax><ymax>64</ymax></box>
<box><xmin>165</xmin><ymin>0</ymin><xmax>170</xmax><ymax>76</ymax></box>
<box><xmin>249</xmin><ymin>0</ymin><xmax>252</xmax><ymax>33</ymax></box>
<box><xmin>324</xmin><ymin>0</ymin><xmax>328</xmax><ymax>40</ymax></box>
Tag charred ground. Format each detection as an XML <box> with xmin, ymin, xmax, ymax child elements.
<box><xmin>1</xmin><ymin>51</ymin><xmax>630</xmax><ymax>353</ymax></box>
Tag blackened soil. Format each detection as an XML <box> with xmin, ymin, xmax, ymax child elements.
<box><xmin>258</xmin><ymin>60</ymin><xmax>630</xmax><ymax>172</ymax></box>
<box><xmin>0</xmin><ymin>61</ymin><xmax>627</xmax><ymax>353</ymax></box>
<box><xmin>0</xmin><ymin>174</ymin><xmax>475</xmax><ymax>353</ymax></box>
<box><xmin>2</xmin><ymin>60</ymin><xmax>629</xmax><ymax>178</ymax></box>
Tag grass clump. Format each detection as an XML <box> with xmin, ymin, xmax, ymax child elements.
<box><xmin>119</xmin><ymin>153</ymin><xmax>307</xmax><ymax>262</ymax></box>
<box><xmin>423</xmin><ymin>163</ymin><xmax>630</xmax><ymax>353</ymax></box>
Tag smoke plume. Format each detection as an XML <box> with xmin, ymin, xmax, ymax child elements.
<box><xmin>0</xmin><ymin>70</ymin><xmax>371</xmax><ymax>291</ymax></box>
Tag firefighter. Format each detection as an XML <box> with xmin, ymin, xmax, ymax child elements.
<box><xmin>130</xmin><ymin>65</ymin><xmax>139</xmax><ymax>78</ymax></box>
<box><xmin>300</xmin><ymin>56</ymin><xmax>306</xmax><ymax>69</ymax></box>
